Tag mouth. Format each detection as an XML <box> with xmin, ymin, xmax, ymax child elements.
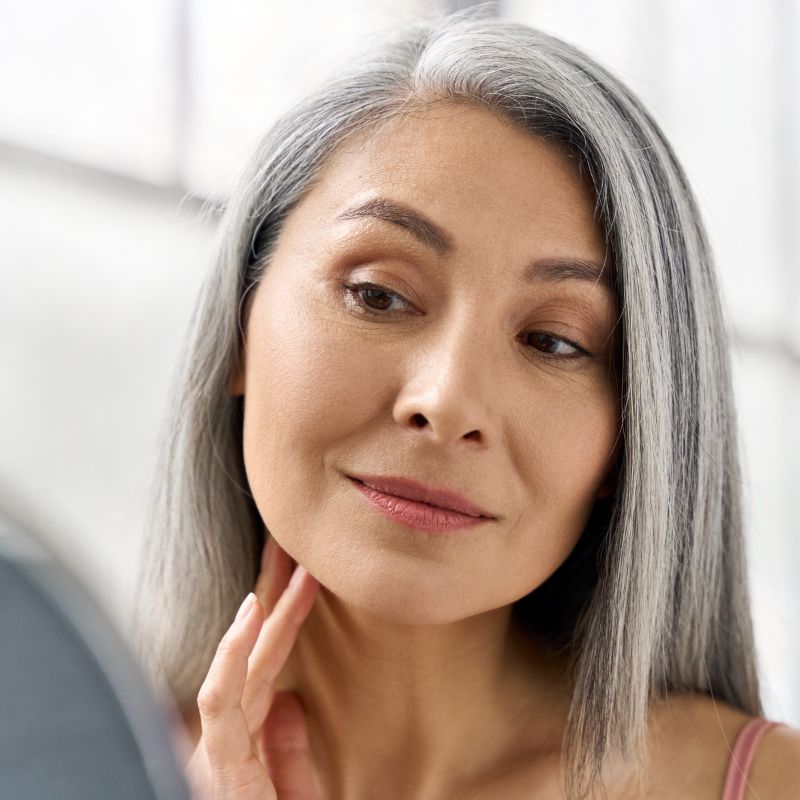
<box><xmin>347</xmin><ymin>476</ymin><xmax>493</xmax><ymax>533</ymax></box>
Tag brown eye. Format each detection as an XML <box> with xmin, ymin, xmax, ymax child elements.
<box><xmin>341</xmin><ymin>280</ymin><xmax>591</xmax><ymax>363</ymax></box>
<box><xmin>341</xmin><ymin>281</ymin><xmax>412</xmax><ymax>316</ymax></box>
<box><xmin>523</xmin><ymin>332</ymin><xmax>586</xmax><ymax>359</ymax></box>
<box><xmin>360</xmin><ymin>286</ymin><xmax>395</xmax><ymax>311</ymax></box>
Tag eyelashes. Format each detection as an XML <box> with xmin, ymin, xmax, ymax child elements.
<box><xmin>339</xmin><ymin>280</ymin><xmax>592</xmax><ymax>362</ymax></box>
<box><xmin>341</xmin><ymin>281</ymin><xmax>413</xmax><ymax>315</ymax></box>
<box><xmin>522</xmin><ymin>331</ymin><xmax>586</xmax><ymax>359</ymax></box>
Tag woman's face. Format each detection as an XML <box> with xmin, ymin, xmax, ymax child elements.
<box><xmin>231</xmin><ymin>103</ymin><xmax>619</xmax><ymax>624</ymax></box>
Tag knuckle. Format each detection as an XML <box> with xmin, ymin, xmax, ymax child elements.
<box><xmin>247</xmin><ymin>673</ymin><xmax>275</xmax><ymax>702</ymax></box>
<box><xmin>196</xmin><ymin>684</ymin><xmax>226</xmax><ymax>718</ymax></box>
<box><xmin>216</xmin><ymin>636</ymin><xmax>238</xmax><ymax>658</ymax></box>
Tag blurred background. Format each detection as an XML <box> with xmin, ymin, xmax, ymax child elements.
<box><xmin>0</xmin><ymin>0</ymin><xmax>798</xmax><ymax>726</ymax></box>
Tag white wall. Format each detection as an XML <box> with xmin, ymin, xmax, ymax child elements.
<box><xmin>0</xmin><ymin>149</ymin><xmax>213</xmax><ymax>622</ymax></box>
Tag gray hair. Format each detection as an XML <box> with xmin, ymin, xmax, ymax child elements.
<box><xmin>131</xmin><ymin>9</ymin><xmax>762</xmax><ymax>799</ymax></box>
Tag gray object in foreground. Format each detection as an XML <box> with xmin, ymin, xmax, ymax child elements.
<box><xmin>0</xmin><ymin>505</ymin><xmax>191</xmax><ymax>800</ymax></box>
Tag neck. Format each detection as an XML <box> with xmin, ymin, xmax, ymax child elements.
<box><xmin>275</xmin><ymin>585</ymin><xmax>571</xmax><ymax>800</ymax></box>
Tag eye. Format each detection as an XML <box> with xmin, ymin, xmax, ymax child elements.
<box><xmin>340</xmin><ymin>280</ymin><xmax>592</xmax><ymax>362</ymax></box>
<box><xmin>522</xmin><ymin>332</ymin><xmax>587</xmax><ymax>360</ymax></box>
<box><xmin>340</xmin><ymin>281</ymin><xmax>413</xmax><ymax>316</ymax></box>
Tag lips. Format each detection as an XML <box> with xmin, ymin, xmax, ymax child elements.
<box><xmin>348</xmin><ymin>474</ymin><xmax>493</xmax><ymax>518</ymax></box>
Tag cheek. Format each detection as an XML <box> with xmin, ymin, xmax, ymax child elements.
<box><xmin>237</xmin><ymin>271</ymin><xmax>619</xmax><ymax>617</ymax></box>
<box><xmin>239</xmin><ymin>280</ymin><xmax>389</xmax><ymax>529</ymax></box>
<box><xmin>543</xmin><ymin>396</ymin><xmax>617</xmax><ymax>499</ymax></box>
<box><xmin>506</xmin><ymin>384</ymin><xmax>618</xmax><ymax>584</ymax></box>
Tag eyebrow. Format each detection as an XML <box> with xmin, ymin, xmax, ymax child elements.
<box><xmin>336</xmin><ymin>197</ymin><xmax>452</xmax><ymax>255</ymax></box>
<box><xmin>334</xmin><ymin>197</ymin><xmax>612</xmax><ymax>289</ymax></box>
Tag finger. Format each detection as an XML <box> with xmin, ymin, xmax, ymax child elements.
<box><xmin>184</xmin><ymin>744</ymin><xmax>213</xmax><ymax>800</ymax></box>
<box><xmin>255</xmin><ymin>536</ymin><xmax>296</xmax><ymax>616</ymax></box>
<box><xmin>247</xmin><ymin>538</ymin><xmax>307</xmax><ymax>691</ymax></box>
<box><xmin>253</xmin><ymin>534</ymin><xmax>275</xmax><ymax>599</ymax></box>
<box><xmin>243</xmin><ymin>566</ymin><xmax>320</xmax><ymax>728</ymax></box>
<box><xmin>242</xmin><ymin>566</ymin><xmax>320</xmax><ymax>734</ymax></box>
<box><xmin>196</xmin><ymin>593</ymin><xmax>265</xmax><ymax>775</ymax></box>
<box><xmin>264</xmin><ymin>691</ymin><xmax>320</xmax><ymax>799</ymax></box>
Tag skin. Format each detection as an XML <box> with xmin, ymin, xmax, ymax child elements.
<box><xmin>183</xmin><ymin>103</ymin><xmax>800</xmax><ymax>798</ymax></box>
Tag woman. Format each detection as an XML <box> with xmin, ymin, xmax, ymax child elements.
<box><xmin>131</xmin><ymin>11</ymin><xmax>800</xmax><ymax>800</ymax></box>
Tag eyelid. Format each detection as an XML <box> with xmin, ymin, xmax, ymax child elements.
<box><xmin>331</xmin><ymin>228</ymin><xmax>441</xmax><ymax>268</ymax></box>
<box><xmin>339</xmin><ymin>280</ymin><xmax>595</xmax><ymax>361</ymax></box>
<box><xmin>342</xmin><ymin>266</ymin><xmax>422</xmax><ymax>308</ymax></box>
<box><xmin>340</xmin><ymin>279</ymin><xmax>417</xmax><ymax>315</ymax></box>
<box><xmin>523</xmin><ymin>331</ymin><xmax>588</xmax><ymax>359</ymax></box>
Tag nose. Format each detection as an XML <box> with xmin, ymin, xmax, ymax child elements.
<box><xmin>391</xmin><ymin>321</ymin><xmax>499</xmax><ymax>447</ymax></box>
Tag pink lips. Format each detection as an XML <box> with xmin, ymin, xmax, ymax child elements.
<box><xmin>348</xmin><ymin>474</ymin><xmax>494</xmax><ymax>533</ymax></box>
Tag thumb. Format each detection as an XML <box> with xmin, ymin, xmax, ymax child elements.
<box><xmin>263</xmin><ymin>691</ymin><xmax>319</xmax><ymax>799</ymax></box>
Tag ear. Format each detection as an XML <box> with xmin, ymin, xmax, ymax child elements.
<box><xmin>228</xmin><ymin>289</ymin><xmax>256</xmax><ymax>397</ymax></box>
<box><xmin>226</xmin><ymin>364</ymin><xmax>245</xmax><ymax>397</ymax></box>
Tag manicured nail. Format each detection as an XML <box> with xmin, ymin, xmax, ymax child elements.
<box><xmin>235</xmin><ymin>592</ymin><xmax>256</xmax><ymax>622</ymax></box>
<box><xmin>288</xmin><ymin>565</ymin><xmax>308</xmax><ymax>590</ymax></box>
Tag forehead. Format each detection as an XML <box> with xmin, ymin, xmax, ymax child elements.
<box><xmin>323</xmin><ymin>103</ymin><xmax>596</xmax><ymax>212</ymax></box>
<box><xmin>280</xmin><ymin>102</ymin><xmax>609</xmax><ymax>281</ymax></box>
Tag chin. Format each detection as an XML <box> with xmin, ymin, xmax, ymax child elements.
<box><xmin>346</xmin><ymin>595</ymin><xmax>469</xmax><ymax>626</ymax></box>
<box><xmin>316</xmin><ymin>564</ymin><xmax>488</xmax><ymax>626</ymax></box>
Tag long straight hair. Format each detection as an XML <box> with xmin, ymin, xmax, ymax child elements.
<box><xmin>131</xmin><ymin>10</ymin><xmax>762</xmax><ymax>799</ymax></box>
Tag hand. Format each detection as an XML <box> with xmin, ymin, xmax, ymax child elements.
<box><xmin>185</xmin><ymin>537</ymin><xmax>321</xmax><ymax>799</ymax></box>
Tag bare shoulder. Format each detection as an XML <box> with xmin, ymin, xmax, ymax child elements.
<box><xmin>643</xmin><ymin>692</ymin><xmax>800</xmax><ymax>798</ymax></box>
<box><xmin>744</xmin><ymin>721</ymin><xmax>800</xmax><ymax>800</ymax></box>
<box><xmin>641</xmin><ymin>692</ymin><xmax>766</xmax><ymax>797</ymax></box>
<box><xmin>648</xmin><ymin>690</ymin><xmax>753</xmax><ymax>751</ymax></box>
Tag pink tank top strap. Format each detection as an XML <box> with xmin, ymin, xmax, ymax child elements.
<box><xmin>720</xmin><ymin>717</ymin><xmax>783</xmax><ymax>800</ymax></box>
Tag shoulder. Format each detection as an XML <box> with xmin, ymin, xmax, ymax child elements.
<box><xmin>643</xmin><ymin>691</ymin><xmax>793</xmax><ymax>798</ymax></box>
<box><xmin>650</xmin><ymin>693</ymin><xmax>800</xmax><ymax>798</ymax></box>
<box><xmin>744</xmin><ymin>721</ymin><xmax>800</xmax><ymax>800</ymax></box>
<box><xmin>647</xmin><ymin>690</ymin><xmax>753</xmax><ymax>753</ymax></box>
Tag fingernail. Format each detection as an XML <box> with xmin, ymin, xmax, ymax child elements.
<box><xmin>288</xmin><ymin>565</ymin><xmax>308</xmax><ymax>590</ymax></box>
<box><xmin>235</xmin><ymin>592</ymin><xmax>256</xmax><ymax>622</ymax></box>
